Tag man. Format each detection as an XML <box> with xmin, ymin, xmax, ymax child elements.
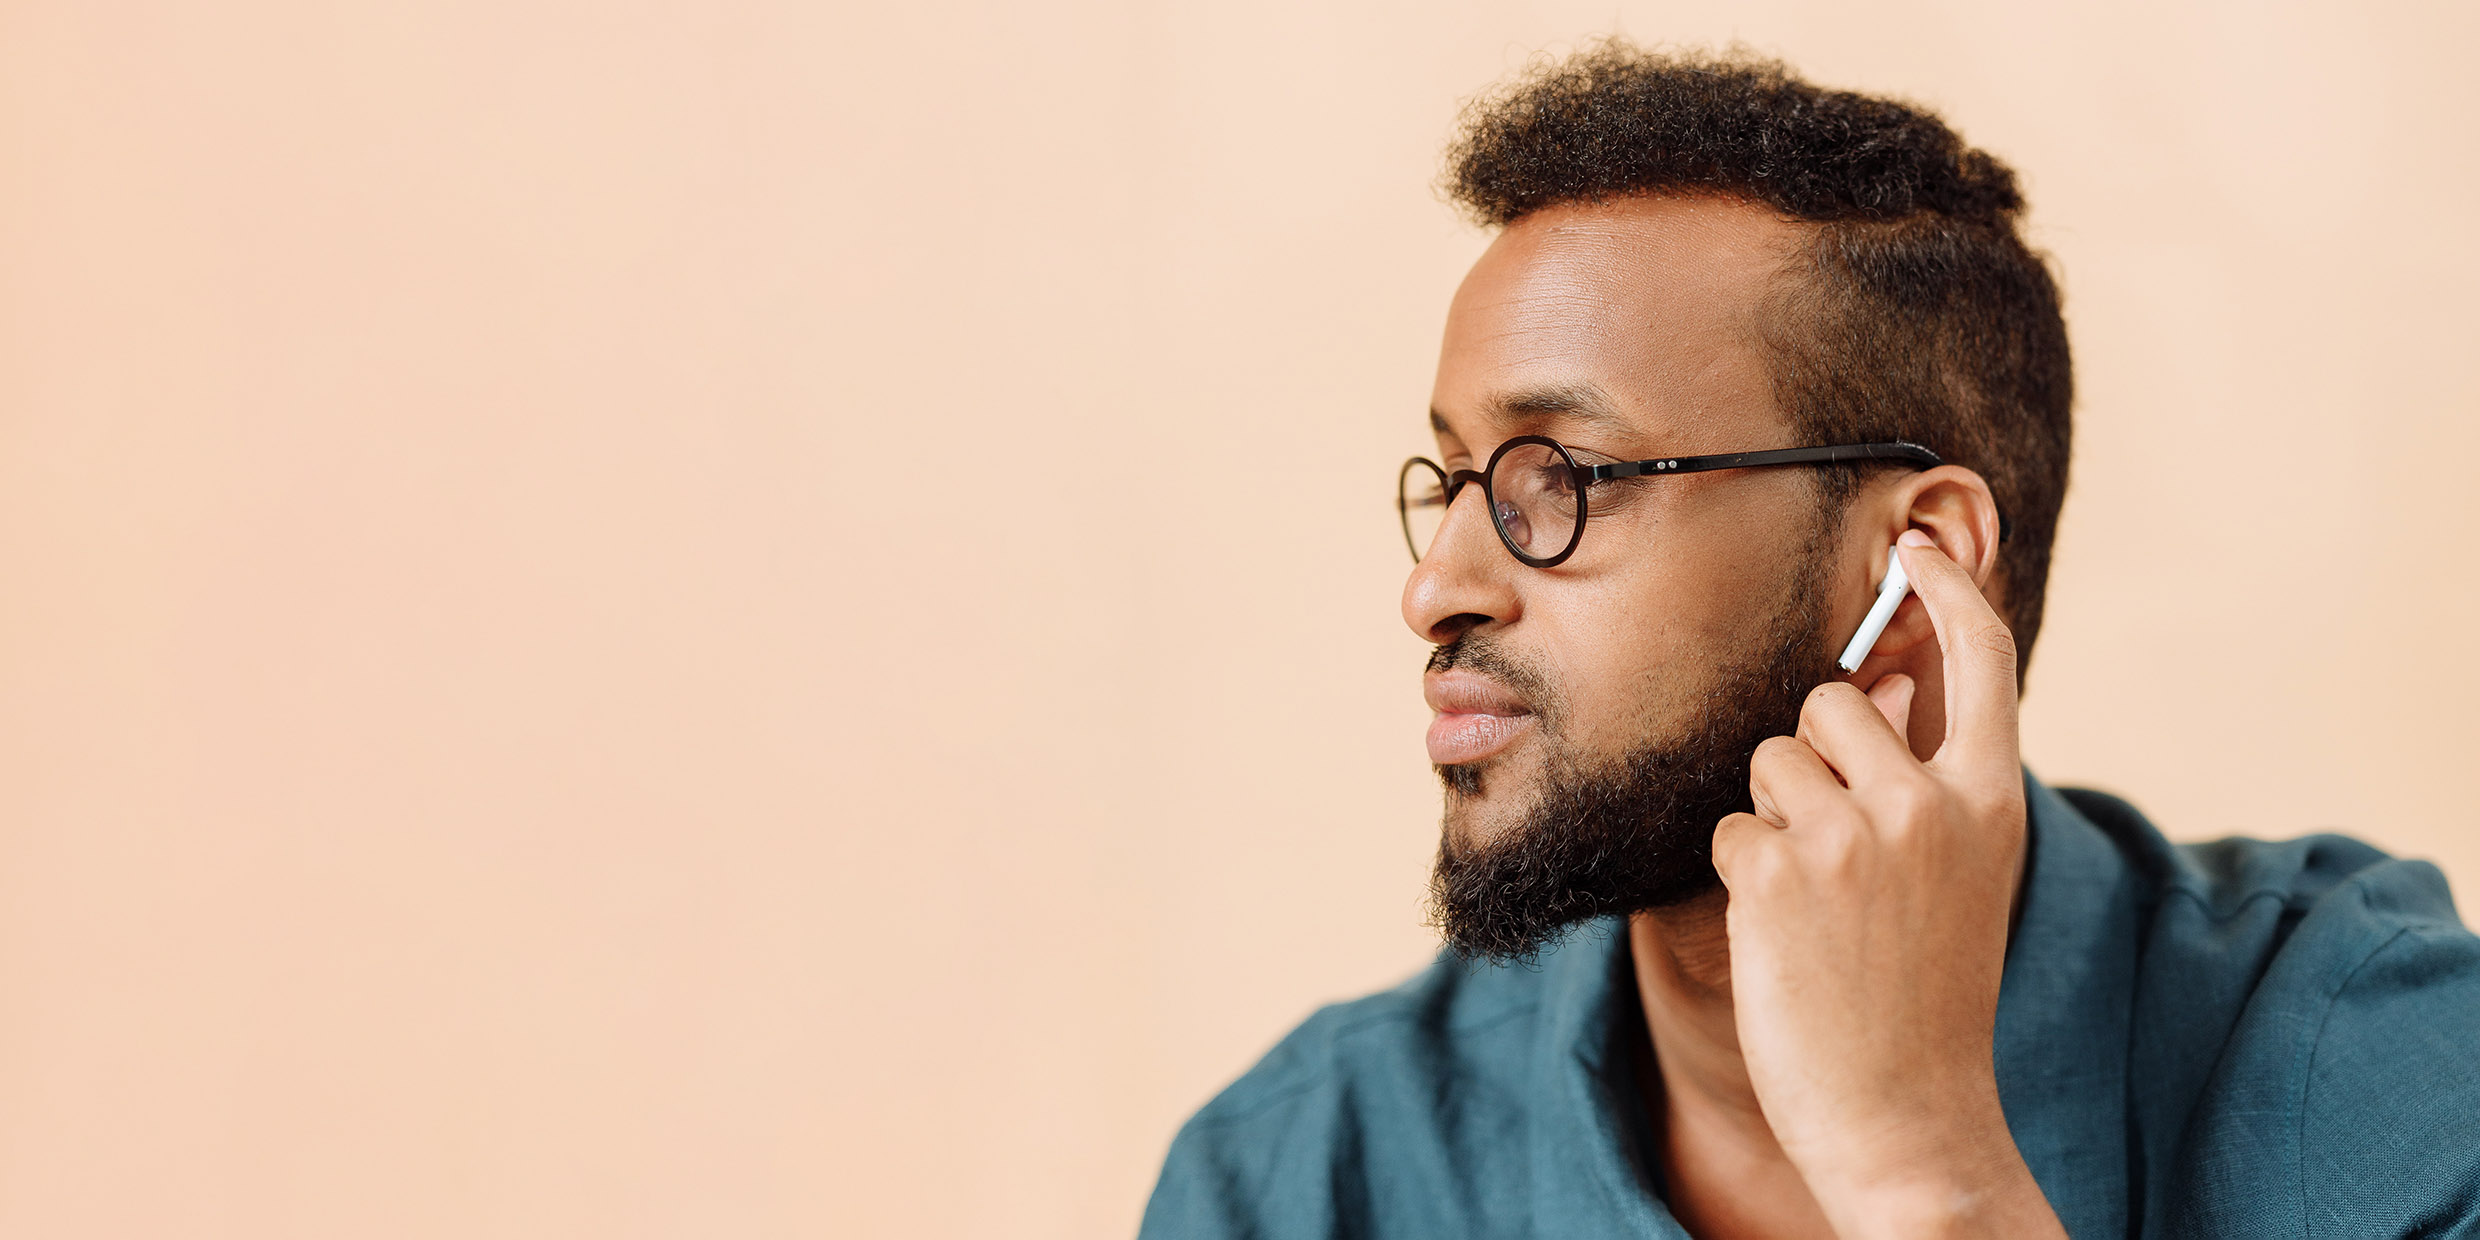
<box><xmin>1140</xmin><ymin>43</ymin><xmax>2480</xmax><ymax>1240</ymax></box>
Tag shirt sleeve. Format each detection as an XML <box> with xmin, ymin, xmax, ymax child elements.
<box><xmin>2299</xmin><ymin>869</ymin><xmax>2480</xmax><ymax>1238</ymax></box>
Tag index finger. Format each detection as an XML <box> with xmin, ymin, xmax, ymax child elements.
<box><xmin>1894</xmin><ymin>529</ymin><xmax>2020</xmax><ymax>776</ymax></box>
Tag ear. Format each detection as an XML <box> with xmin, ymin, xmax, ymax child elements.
<box><xmin>1853</xmin><ymin>465</ymin><xmax>2005</xmax><ymax>662</ymax></box>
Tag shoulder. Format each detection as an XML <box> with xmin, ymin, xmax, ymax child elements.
<box><xmin>2294</xmin><ymin>875</ymin><xmax>2480</xmax><ymax>1234</ymax></box>
<box><xmin>2181</xmin><ymin>825</ymin><xmax>2480</xmax><ymax>1128</ymax></box>
<box><xmin>2077</xmin><ymin>781</ymin><xmax>2477</xmax><ymax>1042</ymax></box>
<box><xmin>2058</xmin><ymin>785</ymin><xmax>2416</xmax><ymax>920</ymax></box>
<box><xmin>2063</xmin><ymin>788</ymin><xmax>2480</xmax><ymax>1232</ymax></box>
<box><xmin>2062</xmin><ymin>785</ymin><xmax>2464</xmax><ymax>981</ymax></box>
<box><xmin>1139</xmin><ymin>930</ymin><xmax>1608</xmax><ymax>1240</ymax></box>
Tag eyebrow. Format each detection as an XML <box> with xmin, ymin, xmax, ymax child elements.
<box><xmin>1430</xmin><ymin>382</ymin><xmax>1634</xmax><ymax>439</ymax></box>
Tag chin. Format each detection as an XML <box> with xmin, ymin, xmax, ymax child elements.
<box><xmin>1436</xmin><ymin>760</ymin><xmax>1527</xmax><ymax>854</ymax></box>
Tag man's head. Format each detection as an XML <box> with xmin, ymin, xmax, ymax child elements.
<box><xmin>1409</xmin><ymin>44</ymin><xmax>2071</xmax><ymax>961</ymax></box>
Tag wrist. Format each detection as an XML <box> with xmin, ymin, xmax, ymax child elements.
<box><xmin>1794</xmin><ymin>1099</ymin><xmax>2063</xmax><ymax>1240</ymax></box>
<box><xmin>1818</xmin><ymin>1159</ymin><xmax>2065</xmax><ymax>1240</ymax></box>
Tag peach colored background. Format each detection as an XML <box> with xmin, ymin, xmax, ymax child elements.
<box><xmin>4</xmin><ymin>1</ymin><xmax>2476</xmax><ymax>1236</ymax></box>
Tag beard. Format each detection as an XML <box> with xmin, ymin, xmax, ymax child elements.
<box><xmin>1425</xmin><ymin>554</ymin><xmax>1836</xmax><ymax>963</ymax></box>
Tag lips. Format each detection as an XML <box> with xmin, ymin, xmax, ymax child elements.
<box><xmin>1424</xmin><ymin>670</ymin><xmax>1537</xmax><ymax>765</ymax></box>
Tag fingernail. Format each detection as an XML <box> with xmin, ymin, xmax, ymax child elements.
<box><xmin>1898</xmin><ymin>529</ymin><xmax>1935</xmax><ymax>548</ymax></box>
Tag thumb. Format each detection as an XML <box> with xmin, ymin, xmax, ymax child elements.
<box><xmin>1866</xmin><ymin>672</ymin><xmax>1916</xmax><ymax>741</ymax></box>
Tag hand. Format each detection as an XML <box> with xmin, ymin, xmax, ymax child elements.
<box><xmin>1709</xmin><ymin>530</ymin><xmax>2064</xmax><ymax>1240</ymax></box>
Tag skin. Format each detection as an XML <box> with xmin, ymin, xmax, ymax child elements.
<box><xmin>1404</xmin><ymin>196</ymin><xmax>2066</xmax><ymax>1240</ymax></box>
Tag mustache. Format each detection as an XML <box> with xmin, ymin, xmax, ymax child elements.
<box><xmin>1426</xmin><ymin>635</ymin><xmax>1559</xmax><ymax>731</ymax></box>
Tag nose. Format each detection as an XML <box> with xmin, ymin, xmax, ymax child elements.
<box><xmin>1402</xmin><ymin>481</ymin><xmax>1522</xmax><ymax>645</ymax></box>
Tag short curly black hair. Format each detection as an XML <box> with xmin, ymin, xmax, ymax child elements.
<box><xmin>1446</xmin><ymin>41</ymin><xmax>2072</xmax><ymax>671</ymax></box>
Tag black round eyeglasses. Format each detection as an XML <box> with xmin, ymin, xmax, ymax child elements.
<box><xmin>1397</xmin><ymin>436</ymin><xmax>1944</xmax><ymax>568</ymax></box>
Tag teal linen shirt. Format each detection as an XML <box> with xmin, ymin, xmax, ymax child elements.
<box><xmin>1141</xmin><ymin>777</ymin><xmax>2480</xmax><ymax>1238</ymax></box>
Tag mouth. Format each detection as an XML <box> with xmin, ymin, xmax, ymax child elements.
<box><xmin>1423</xmin><ymin>670</ymin><xmax>1537</xmax><ymax>766</ymax></box>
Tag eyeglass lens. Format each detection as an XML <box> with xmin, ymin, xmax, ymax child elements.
<box><xmin>1397</xmin><ymin>441</ymin><xmax>1584</xmax><ymax>564</ymax></box>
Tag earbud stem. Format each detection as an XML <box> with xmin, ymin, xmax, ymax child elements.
<box><xmin>1834</xmin><ymin>546</ymin><xmax>1912</xmax><ymax>673</ymax></box>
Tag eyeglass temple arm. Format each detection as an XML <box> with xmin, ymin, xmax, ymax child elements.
<box><xmin>1586</xmin><ymin>442</ymin><xmax>2012</xmax><ymax>542</ymax></box>
<box><xmin>1585</xmin><ymin>442</ymin><xmax>1944</xmax><ymax>480</ymax></box>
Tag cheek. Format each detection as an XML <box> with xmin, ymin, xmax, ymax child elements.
<box><xmin>1524</xmin><ymin>576</ymin><xmax>1700</xmax><ymax>754</ymax></box>
<box><xmin>1525</xmin><ymin>531</ymin><xmax>1800</xmax><ymax>753</ymax></box>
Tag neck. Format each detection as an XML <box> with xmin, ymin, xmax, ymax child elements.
<box><xmin>1628</xmin><ymin>893</ymin><xmax>1836</xmax><ymax>1239</ymax></box>
<box><xmin>1628</xmin><ymin>844</ymin><xmax>2032</xmax><ymax>1238</ymax></box>
<box><xmin>1627</xmin><ymin>893</ymin><xmax>1745</xmax><ymax>1109</ymax></box>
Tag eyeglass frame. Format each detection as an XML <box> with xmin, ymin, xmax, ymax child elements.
<box><xmin>1397</xmin><ymin>436</ymin><xmax>1951</xmax><ymax>569</ymax></box>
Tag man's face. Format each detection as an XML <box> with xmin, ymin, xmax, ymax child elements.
<box><xmin>1407</xmin><ymin>196</ymin><xmax>1842</xmax><ymax>959</ymax></box>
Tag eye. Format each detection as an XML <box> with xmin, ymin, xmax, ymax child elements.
<box><xmin>1525</xmin><ymin>458</ymin><xmax>1579</xmax><ymax>498</ymax></box>
<box><xmin>1564</xmin><ymin>451</ymin><xmax>1649</xmax><ymax>517</ymax></box>
<box><xmin>1584</xmin><ymin>476</ymin><xmax>1649</xmax><ymax>517</ymax></box>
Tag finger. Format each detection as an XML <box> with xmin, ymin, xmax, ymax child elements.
<box><xmin>1747</xmin><ymin>734</ymin><xmax>1854</xmax><ymax>830</ymax></box>
<box><xmin>1894</xmin><ymin>529</ymin><xmax>2021</xmax><ymax>773</ymax></box>
<box><xmin>1709</xmin><ymin>811</ymin><xmax>1781</xmax><ymax>892</ymax></box>
<box><xmin>1866</xmin><ymin>672</ymin><xmax>1916</xmax><ymax>741</ymax></box>
<box><xmin>1793</xmin><ymin>681</ymin><xmax>1919</xmax><ymax>790</ymax></box>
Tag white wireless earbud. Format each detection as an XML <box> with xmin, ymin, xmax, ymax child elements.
<box><xmin>1834</xmin><ymin>544</ymin><xmax>1913</xmax><ymax>673</ymax></box>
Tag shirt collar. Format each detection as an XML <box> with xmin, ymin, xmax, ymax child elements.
<box><xmin>1991</xmin><ymin>774</ymin><xmax>2142</xmax><ymax>1237</ymax></box>
<box><xmin>1519</xmin><ymin>771</ymin><xmax>2141</xmax><ymax>1235</ymax></box>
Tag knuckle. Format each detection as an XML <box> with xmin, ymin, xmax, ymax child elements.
<box><xmin>1749</xmin><ymin>735</ymin><xmax>1807</xmax><ymax>772</ymax></box>
<box><xmin>1875</xmin><ymin>808</ymin><xmax>1924</xmax><ymax>849</ymax></box>
<box><xmin>1813</xmin><ymin>799</ymin><xmax>1869</xmax><ymax>836</ymax></box>
<box><xmin>1733</xmin><ymin>839</ymin><xmax>1790</xmax><ymax>891</ymax></box>
<box><xmin>1805</xmin><ymin>823</ymin><xmax>1865</xmax><ymax>879</ymax></box>
<box><xmin>1968</xmin><ymin>623</ymin><xmax>2020</xmax><ymax>668</ymax></box>
<box><xmin>1710</xmin><ymin>817</ymin><xmax>1763</xmax><ymax>881</ymax></box>
<box><xmin>1880</xmin><ymin>774</ymin><xmax>1941</xmax><ymax>822</ymax></box>
<box><xmin>1962</xmin><ymin>782</ymin><xmax>2028</xmax><ymax>828</ymax></box>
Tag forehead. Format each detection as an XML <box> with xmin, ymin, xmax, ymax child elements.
<box><xmin>1434</xmin><ymin>195</ymin><xmax>1805</xmax><ymax>450</ymax></box>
